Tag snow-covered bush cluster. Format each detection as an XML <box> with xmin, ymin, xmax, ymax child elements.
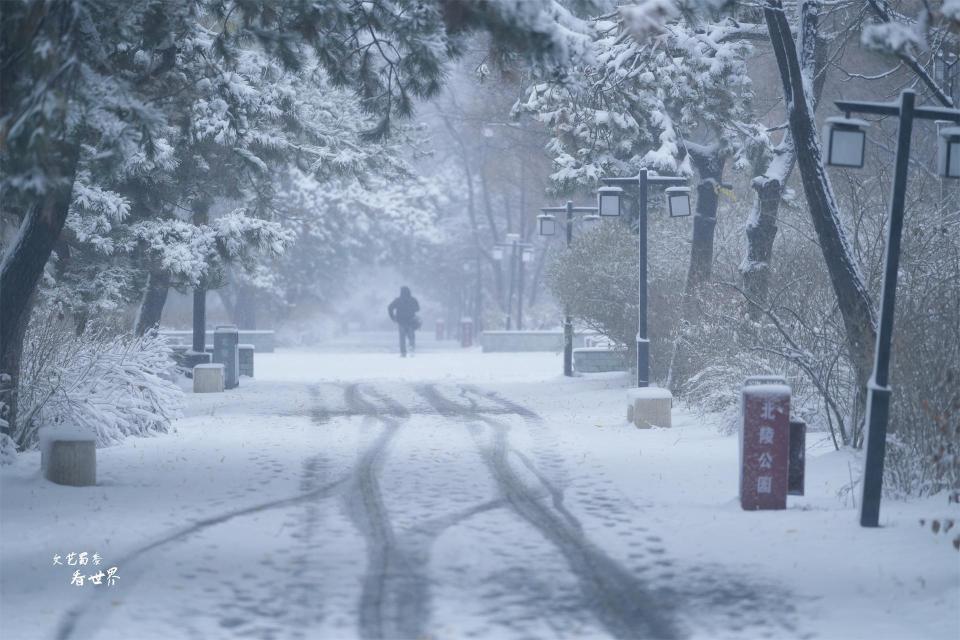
<box><xmin>11</xmin><ymin>316</ymin><xmax>183</xmax><ymax>455</ymax></box>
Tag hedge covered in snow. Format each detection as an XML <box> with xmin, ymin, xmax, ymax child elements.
<box><xmin>9</xmin><ymin>321</ymin><xmax>183</xmax><ymax>456</ymax></box>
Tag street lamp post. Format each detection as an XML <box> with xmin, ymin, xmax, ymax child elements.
<box><xmin>600</xmin><ymin>169</ymin><xmax>688</xmax><ymax>387</ymax></box>
<box><xmin>539</xmin><ymin>200</ymin><xmax>600</xmax><ymax>376</ymax></box>
<box><xmin>825</xmin><ymin>90</ymin><xmax>960</xmax><ymax>528</ymax></box>
<box><xmin>493</xmin><ymin>233</ymin><xmax>534</xmax><ymax>331</ymax></box>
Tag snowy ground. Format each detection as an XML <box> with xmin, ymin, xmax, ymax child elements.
<box><xmin>1</xmin><ymin>333</ymin><xmax>957</xmax><ymax>640</ymax></box>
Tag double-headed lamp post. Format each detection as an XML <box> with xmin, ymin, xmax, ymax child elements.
<box><xmin>597</xmin><ymin>169</ymin><xmax>690</xmax><ymax>388</ymax></box>
<box><xmin>493</xmin><ymin>233</ymin><xmax>535</xmax><ymax>330</ymax></box>
<box><xmin>538</xmin><ymin>201</ymin><xmax>601</xmax><ymax>376</ymax></box>
<box><xmin>823</xmin><ymin>89</ymin><xmax>960</xmax><ymax>528</ymax></box>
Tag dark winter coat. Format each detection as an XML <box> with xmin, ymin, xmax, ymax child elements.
<box><xmin>388</xmin><ymin>287</ymin><xmax>420</xmax><ymax>328</ymax></box>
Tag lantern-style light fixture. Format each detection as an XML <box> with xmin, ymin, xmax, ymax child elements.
<box><xmin>583</xmin><ymin>214</ymin><xmax>601</xmax><ymax>229</ymax></box>
<box><xmin>538</xmin><ymin>213</ymin><xmax>557</xmax><ymax>236</ymax></box>
<box><xmin>937</xmin><ymin>125</ymin><xmax>960</xmax><ymax>179</ymax></box>
<box><xmin>597</xmin><ymin>186</ymin><xmax>624</xmax><ymax>217</ymax></box>
<box><xmin>521</xmin><ymin>247</ymin><xmax>534</xmax><ymax>263</ymax></box>
<box><xmin>505</xmin><ymin>232</ymin><xmax>520</xmax><ymax>243</ymax></box>
<box><xmin>824</xmin><ymin>116</ymin><xmax>869</xmax><ymax>168</ymax></box>
<box><xmin>492</xmin><ymin>246</ymin><xmax>504</xmax><ymax>260</ymax></box>
<box><xmin>665</xmin><ymin>186</ymin><xmax>692</xmax><ymax>218</ymax></box>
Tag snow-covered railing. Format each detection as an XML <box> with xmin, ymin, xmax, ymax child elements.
<box><xmin>159</xmin><ymin>330</ymin><xmax>275</xmax><ymax>352</ymax></box>
<box><xmin>480</xmin><ymin>330</ymin><xmax>598</xmax><ymax>353</ymax></box>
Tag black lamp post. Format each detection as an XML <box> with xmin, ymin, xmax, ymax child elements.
<box><xmin>493</xmin><ymin>233</ymin><xmax>534</xmax><ymax>330</ymax></box>
<box><xmin>825</xmin><ymin>89</ymin><xmax>960</xmax><ymax>527</ymax></box>
<box><xmin>539</xmin><ymin>200</ymin><xmax>600</xmax><ymax>376</ymax></box>
<box><xmin>599</xmin><ymin>169</ymin><xmax>689</xmax><ymax>388</ymax></box>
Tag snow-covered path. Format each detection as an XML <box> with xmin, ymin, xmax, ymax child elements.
<box><xmin>2</xmin><ymin>336</ymin><xmax>956</xmax><ymax>640</ymax></box>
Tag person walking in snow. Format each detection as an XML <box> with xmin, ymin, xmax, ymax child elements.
<box><xmin>388</xmin><ymin>286</ymin><xmax>420</xmax><ymax>357</ymax></box>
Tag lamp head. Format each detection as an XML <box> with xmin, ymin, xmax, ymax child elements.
<box><xmin>824</xmin><ymin>116</ymin><xmax>869</xmax><ymax>169</ymax></box>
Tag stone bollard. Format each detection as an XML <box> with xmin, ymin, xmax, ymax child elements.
<box><xmin>40</xmin><ymin>427</ymin><xmax>96</xmax><ymax>487</ymax></box>
<box><xmin>213</xmin><ymin>325</ymin><xmax>239</xmax><ymax>389</ymax></box>
<box><xmin>238</xmin><ymin>344</ymin><xmax>255</xmax><ymax>377</ymax></box>
<box><xmin>626</xmin><ymin>387</ymin><xmax>673</xmax><ymax>429</ymax></box>
<box><xmin>193</xmin><ymin>363</ymin><xmax>225</xmax><ymax>393</ymax></box>
<box><xmin>460</xmin><ymin>318</ymin><xmax>474</xmax><ymax>348</ymax></box>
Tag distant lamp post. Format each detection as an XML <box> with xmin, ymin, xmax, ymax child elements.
<box><xmin>829</xmin><ymin>90</ymin><xmax>960</xmax><ymax>528</ymax></box>
<box><xmin>538</xmin><ymin>213</ymin><xmax>557</xmax><ymax>237</ymax></box>
<box><xmin>665</xmin><ymin>186</ymin><xmax>692</xmax><ymax>218</ymax></box>
<box><xmin>600</xmin><ymin>169</ymin><xmax>688</xmax><ymax>388</ymax></box>
<box><xmin>493</xmin><ymin>233</ymin><xmax>534</xmax><ymax>330</ymax></box>
<box><xmin>824</xmin><ymin>116</ymin><xmax>869</xmax><ymax>168</ymax></box>
<box><xmin>937</xmin><ymin>125</ymin><xmax>960</xmax><ymax>178</ymax></box>
<box><xmin>597</xmin><ymin>186</ymin><xmax>624</xmax><ymax>217</ymax></box>
<box><xmin>539</xmin><ymin>200</ymin><xmax>601</xmax><ymax>376</ymax></box>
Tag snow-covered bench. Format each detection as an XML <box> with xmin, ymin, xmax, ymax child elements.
<box><xmin>573</xmin><ymin>347</ymin><xmax>626</xmax><ymax>373</ymax></box>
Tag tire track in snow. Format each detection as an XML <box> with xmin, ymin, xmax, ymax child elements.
<box><xmin>53</xmin><ymin>475</ymin><xmax>349</xmax><ymax>640</ymax></box>
<box><xmin>56</xmin><ymin>382</ymin><xmax>347</xmax><ymax>640</ymax></box>
<box><xmin>416</xmin><ymin>383</ymin><xmax>681</xmax><ymax>640</ymax></box>
<box><xmin>341</xmin><ymin>383</ymin><xmax>430</xmax><ymax>640</ymax></box>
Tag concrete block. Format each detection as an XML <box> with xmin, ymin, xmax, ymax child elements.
<box><xmin>40</xmin><ymin>428</ymin><xmax>96</xmax><ymax>486</ymax></box>
<box><xmin>573</xmin><ymin>347</ymin><xmax>626</xmax><ymax>373</ymax></box>
<box><xmin>193</xmin><ymin>363</ymin><xmax>225</xmax><ymax>393</ymax></box>
<box><xmin>627</xmin><ymin>387</ymin><xmax>673</xmax><ymax>429</ymax></box>
<box><xmin>238</xmin><ymin>344</ymin><xmax>254</xmax><ymax>377</ymax></box>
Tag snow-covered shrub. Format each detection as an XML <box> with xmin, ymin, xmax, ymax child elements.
<box><xmin>546</xmin><ymin>220</ymin><xmax>686</xmax><ymax>380</ymax></box>
<box><xmin>883</xmin><ymin>215</ymin><xmax>960</xmax><ymax>498</ymax></box>
<box><xmin>677</xmin><ymin>279</ymin><xmax>847</xmax><ymax>439</ymax></box>
<box><xmin>13</xmin><ymin>317</ymin><xmax>183</xmax><ymax>452</ymax></box>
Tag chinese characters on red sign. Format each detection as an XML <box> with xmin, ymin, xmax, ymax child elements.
<box><xmin>740</xmin><ymin>385</ymin><xmax>790</xmax><ymax>510</ymax></box>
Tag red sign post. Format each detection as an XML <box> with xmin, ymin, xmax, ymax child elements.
<box><xmin>740</xmin><ymin>385</ymin><xmax>791</xmax><ymax>510</ymax></box>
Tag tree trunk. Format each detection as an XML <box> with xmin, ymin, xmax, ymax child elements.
<box><xmin>668</xmin><ymin>147</ymin><xmax>726</xmax><ymax>389</ymax></box>
<box><xmin>191</xmin><ymin>200</ymin><xmax>210</xmax><ymax>352</ymax></box>
<box><xmin>685</xmin><ymin>149</ymin><xmax>725</xmax><ymax>291</ymax></box>
<box><xmin>742</xmin><ymin>150</ymin><xmax>793</xmax><ymax>319</ymax></box>
<box><xmin>741</xmin><ymin>2</ymin><xmax>826</xmax><ymax>319</ymax></box>
<box><xmin>134</xmin><ymin>270</ymin><xmax>172</xmax><ymax>336</ymax></box>
<box><xmin>233</xmin><ymin>284</ymin><xmax>258</xmax><ymax>330</ymax></box>
<box><xmin>764</xmin><ymin>0</ymin><xmax>877</xmax><ymax>389</ymax></box>
<box><xmin>0</xmin><ymin>144</ymin><xmax>80</xmax><ymax>439</ymax></box>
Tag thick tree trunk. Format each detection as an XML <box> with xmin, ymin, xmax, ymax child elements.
<box><xmin>134</xmin><ymin>270</ymin><xmax>172</xmax><ymax>336</ymax></box>
<box><xmin>0</xmin><ymin>145</ymin><xmax>80</xmax><ymax>439</ymax></box>
<box><xmin>668</xmin><ymin>148</ymin><xmax>726</xmax><ymax>389</ymax></box>
<box><xmin>685</xmin><ymin>149</ymin><xmax>725</xmax><ymax>290</ymax></box>
<box><xmin>742</xmin><ymin>146</ymin><xmax>794</xmax><ymax>319</ymax></box>
<box><xmin>741</xmin><ymin>2</ymin><xmax>826</xmax><ymax>319</ymax></box>
<box><xmin>191</xmin><ymin>201</ymin><xmax>210</xmax><ymax>352</ymax></box>
<box><xmin>764</xmin><ymin>0</ymin><xmax>877</xmax><ymax>388</ymax></box>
